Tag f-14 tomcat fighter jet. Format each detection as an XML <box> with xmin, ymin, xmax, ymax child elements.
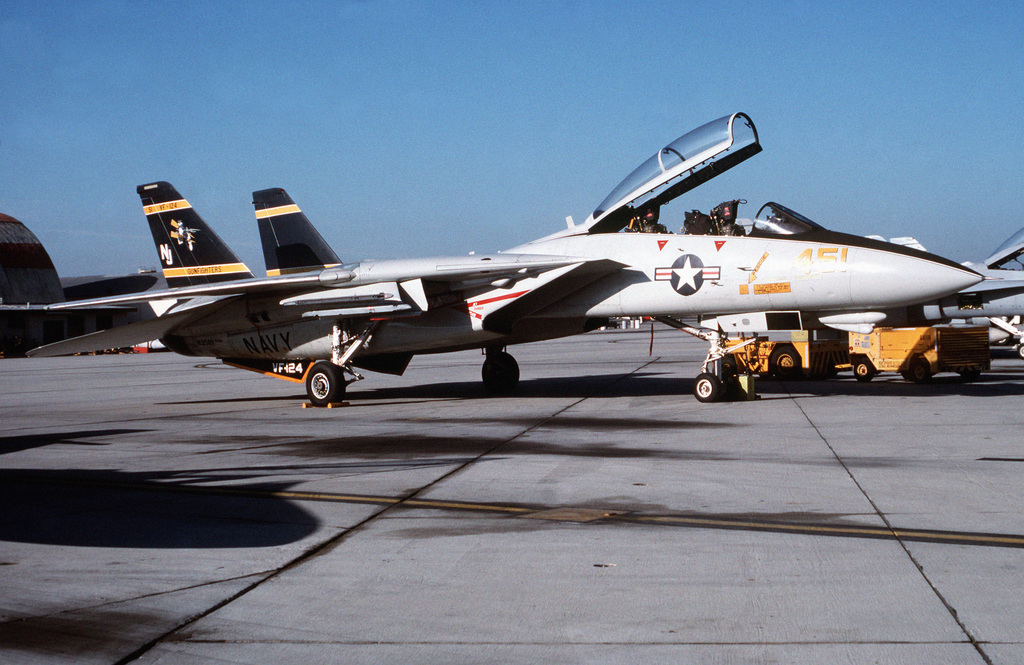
<box><xmin>30</xmin><ymin>113</ymin><xmax>982</xmax><ymax>404</ymax></box>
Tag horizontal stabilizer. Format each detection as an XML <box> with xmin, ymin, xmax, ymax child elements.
<box><xmin>45</xmin><ymin>273</ymin><xmax>328</xmax><ymax>310</ymax></box>
<box><xmin>26</xmin><ymin>306</ymin><xmax>210</xmax><ymax>357</ymax></box>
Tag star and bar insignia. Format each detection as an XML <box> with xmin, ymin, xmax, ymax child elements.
<box><xmin>655</xmin><ymin>254</ymin><xmax>720</xmax><ymax>296</ymax></box>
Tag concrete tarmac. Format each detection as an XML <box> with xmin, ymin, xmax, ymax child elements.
<box><xmin>1</xmin><ymin>327</ymin><xmax>1023</xmax><ymax>664</ymax></box>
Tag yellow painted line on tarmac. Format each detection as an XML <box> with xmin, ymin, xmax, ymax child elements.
<box><xmin>626</xmin><ymin>514</ymin><xmax>1024</xmax><ymax>548</ymax></box>
<box><xmin>403</xmin><ymin>498</ymin><xmax>533</xmax><ymax>514</ymax></box>
<box><xmin>9</xmin><ymin>473</ymin><xmax>1024</xmax><ymax>548</ymax></box>
<box><xmin>244</xmin><ymin>489</ymin><xmax>532</xmax><ymax>514</ymax></box>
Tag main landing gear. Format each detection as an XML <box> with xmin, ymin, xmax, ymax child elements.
<box><xmin>304</xmin><ymin>321</ymin><xmax>379</xmax><ymax>406</ymax></box>
<box><xmin>306</xmin><ymin>360</ymin><xmax>347</xmax><ymax>407</ymax></box>
<box><xmin>482</xmin><ymin>347</ymin><xmax>519</xmax><ymax>394</ymax></box>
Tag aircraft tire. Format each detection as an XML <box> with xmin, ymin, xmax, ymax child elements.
<box><xmin>306</xmin><ymin>361</ymin><xmax>345</xmax><ymax>406</ymax></box>
<box><xmin>852</xmin><ymin>357</ymin><xmax>876</xmax><ymax>382</ymax></box>
<box><xmin>769</xmin><ymin>345</ymin><xmax>802</xmax><ymax>380</ymax></box>
<box><xmin>906</xmin><ymin>356</ymin><xmax>932</xmax><ymax>384</ymax></box>
<box><xmin>482</xmin><ymin>351</ymin><xmax>519</xmax><ymax>394</ymax></box>
<box><xmin>693</xmin><ymin>372</ymin><xmax>723</xmax><ymax>403</ymax></box>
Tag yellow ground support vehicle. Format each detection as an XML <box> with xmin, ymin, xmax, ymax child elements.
<box><xmin>848</xmin><ymin>326</ymin><xmax>989</xmax><ymax>383</ymax></box>
<box><xmin>726</xmin><ymin>330</ymin><xmax>849</xmax><ymax>379</ymax></box>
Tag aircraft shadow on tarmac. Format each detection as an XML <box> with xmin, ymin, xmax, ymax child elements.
<box><xmin>175</xmin><ymin>356</ymin><xmax>1024</xmax><ymax>405</ymax></box>
<box><xmin>169</xmin><ymin>371</ymin><xmax>690</xmax><ymax>406</ymax></box>
<box><xmin>0</xmin><ymin>468</ymin><xmax>319</xmax><ymax>549</ymax></box>
<box><xmin>756</xmin><ymin>372</ymin><xmax>1024</xmax><ymax>400</ymax></box>
<box><xmin>0</xmin><ymin>428</ymin><xmax>148</xmax><ymax>455</ymax></box>
<box><xmin>289</xmin><ymin>370</ymin><xmax>1023</xmax><ymax>404</ymax></box>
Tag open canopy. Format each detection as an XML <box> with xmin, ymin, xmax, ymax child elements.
<box><xmin>584</xmin><ymin>112</ymin><xmax>760</xmax><ymax>234</ymax></box>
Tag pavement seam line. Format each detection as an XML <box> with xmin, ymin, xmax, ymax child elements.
<box><xmin>114</xmin><ymin>359</ymin><xmax>657</xmax><ymax>662</ymax></box>
<box><xmin>0</xmin><ymin>571</ymin><xmax>273</xmax><ymax>628</ymax></box>
<box><xmin>788</xmin><ymin>393</ymin><xmax>993</xmax><ymax>665</ymax></box>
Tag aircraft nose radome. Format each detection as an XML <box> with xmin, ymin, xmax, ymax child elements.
<box><xmin>851</xmin><ymin>250</ymin><xmax>982</xmax><ymax>306</ymax></box>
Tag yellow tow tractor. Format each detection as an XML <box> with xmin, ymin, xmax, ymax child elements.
<box><xmin>848</xmin><ymin>326</ymin><xmax>989</xmax><ymax>383</ymax></box>
<box><xmin>725</xmin><ymin>329</ymin><xmax>849</xmax><ymax>380</ymax></box>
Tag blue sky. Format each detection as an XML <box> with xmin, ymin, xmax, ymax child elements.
<box><xmin>2</xmin><ymin>1</ymin><xmax>1022</xmax><ymax>276</ymax></box>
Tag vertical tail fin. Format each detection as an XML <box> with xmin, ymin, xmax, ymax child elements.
<box><xmin>252</xmin><ymin>188</ymin><xmax>341</xmax><ymax>276</ymax></box>
<box><xmin>138</xmin><ymin>182</ymin><xmax>254</xmax><ymax>288</ymax></box>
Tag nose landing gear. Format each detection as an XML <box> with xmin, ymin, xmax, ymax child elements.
<box><xmin>656</xmin><ymin>316</ymin><xmax>756</xmax><ymax>403</ymax></box>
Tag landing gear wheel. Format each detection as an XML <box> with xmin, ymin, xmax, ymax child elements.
<box><xmin>904</xmin><ymin>356</ymin><xmax>932</xmax><ymax>384</ymax></box>
<box><xmin>958</xmin><ymin>368</ymin><xmax>981</xmax><ymax>382</ymax></box>
<box><xmin>693</xmin><ymin>372</ymin><xmax>724</xmax><ymax>403</ymax></box>
<box><xmin>852</xmin><ymin>357</ymin><xmax>876</xmax><ymax>382</ymax></box>
<box><xmin>769</xmin><ymin>345</ymin><xmax>802</xmax><ymax>380</ymax></box>
<box><xmin>306</xmin><ymin>361</ymin><xmax>346</xmax><ymax>406</ymax></box>
<box><xmin>482</xmin><ymin>351</ymin><xmax>519</xmax><ymax>394</ymax></box>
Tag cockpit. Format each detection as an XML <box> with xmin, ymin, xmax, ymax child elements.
<box><xmin>626</xmin><ymin>199</ymin><xmax>825</xmax><ymax>238</ymax></box>
<box><xmin>574</xmin><ymin>113</ymin><xmax>831</xmax><ymax>242</ymax></box>
<box><xmin>575</xmin><ymin>112</ymin><xmax>837</xmax><ymax>241</ymax></box>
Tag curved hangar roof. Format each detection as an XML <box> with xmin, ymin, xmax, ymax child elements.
<box><xmin>0</xmin><ymin>213</ymin><xmax>64</xmax><ymax>304</ymax></box>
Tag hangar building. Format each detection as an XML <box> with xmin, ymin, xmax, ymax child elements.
<box><xmin>0</xmin><ymin>213</ymin><xmax>150</xmax><ymax>356</ymax></box>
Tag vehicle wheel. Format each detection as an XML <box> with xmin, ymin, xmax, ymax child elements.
<box><xmin>722</xmin><ymin>354</ymin><xmax>739</xmax><ymax>379</ymax></box>
<box><xmin>482</xmin><ymin>351</ymin><xmax>519</xmax><ymax>394</ymax></box>
<box><xmin>306</xmin><ymin>361</ymin><xmax>345</xmax><ymax>406</ymax></box>
<box><xmin>769</xmin><ymin>345</ymin><xmax>802</xmax><ymax>380</ymax></box>
<box><xmin>907</xmin><ymin>356</ymin><xmax>932</xmax><ymax>384</ymax></box>
<box><xmin>1017</xmin><ymin>343</ymin><xmax>1024</xmax><ymax>361</ymax></box>
<box><xmin>852</xmin><ymin>357</ymin><xmax>876</xmax><ymax>382</ymax></box>
<box><xmin>808</xmin><ymin>364</ymin><xmax>834</xmax><ymax>380</ymax></box>
<box><xmin>693</xmin><ymin>372</ymin><xmax>723</xmax><ymax>403</ymax></box>
<box><xmin>958</xmin><ymin>368</ymin><xmax>981</xmax><ymax>382</ymax></box>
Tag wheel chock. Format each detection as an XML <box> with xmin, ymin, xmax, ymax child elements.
<box><xmin>737</xmin><ymin>374</ymin><xmax>758</xmax><ymax>401</ymax></box>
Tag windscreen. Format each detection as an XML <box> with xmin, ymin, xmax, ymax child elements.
<box><xmin>751</xmin><ymin>202</ymin><xmax>824</xmax><ymax>236</ymax></box>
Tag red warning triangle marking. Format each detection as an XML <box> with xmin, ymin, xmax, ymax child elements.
<box><xmin>657</xmin><ymin>240</ymin><xmax>668</xmax><ymax>250</ymax></box>
<box><xmin>715</xmin><ymin>241</ymin><xmax>727</xmax><ymax>251</ymax></box>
